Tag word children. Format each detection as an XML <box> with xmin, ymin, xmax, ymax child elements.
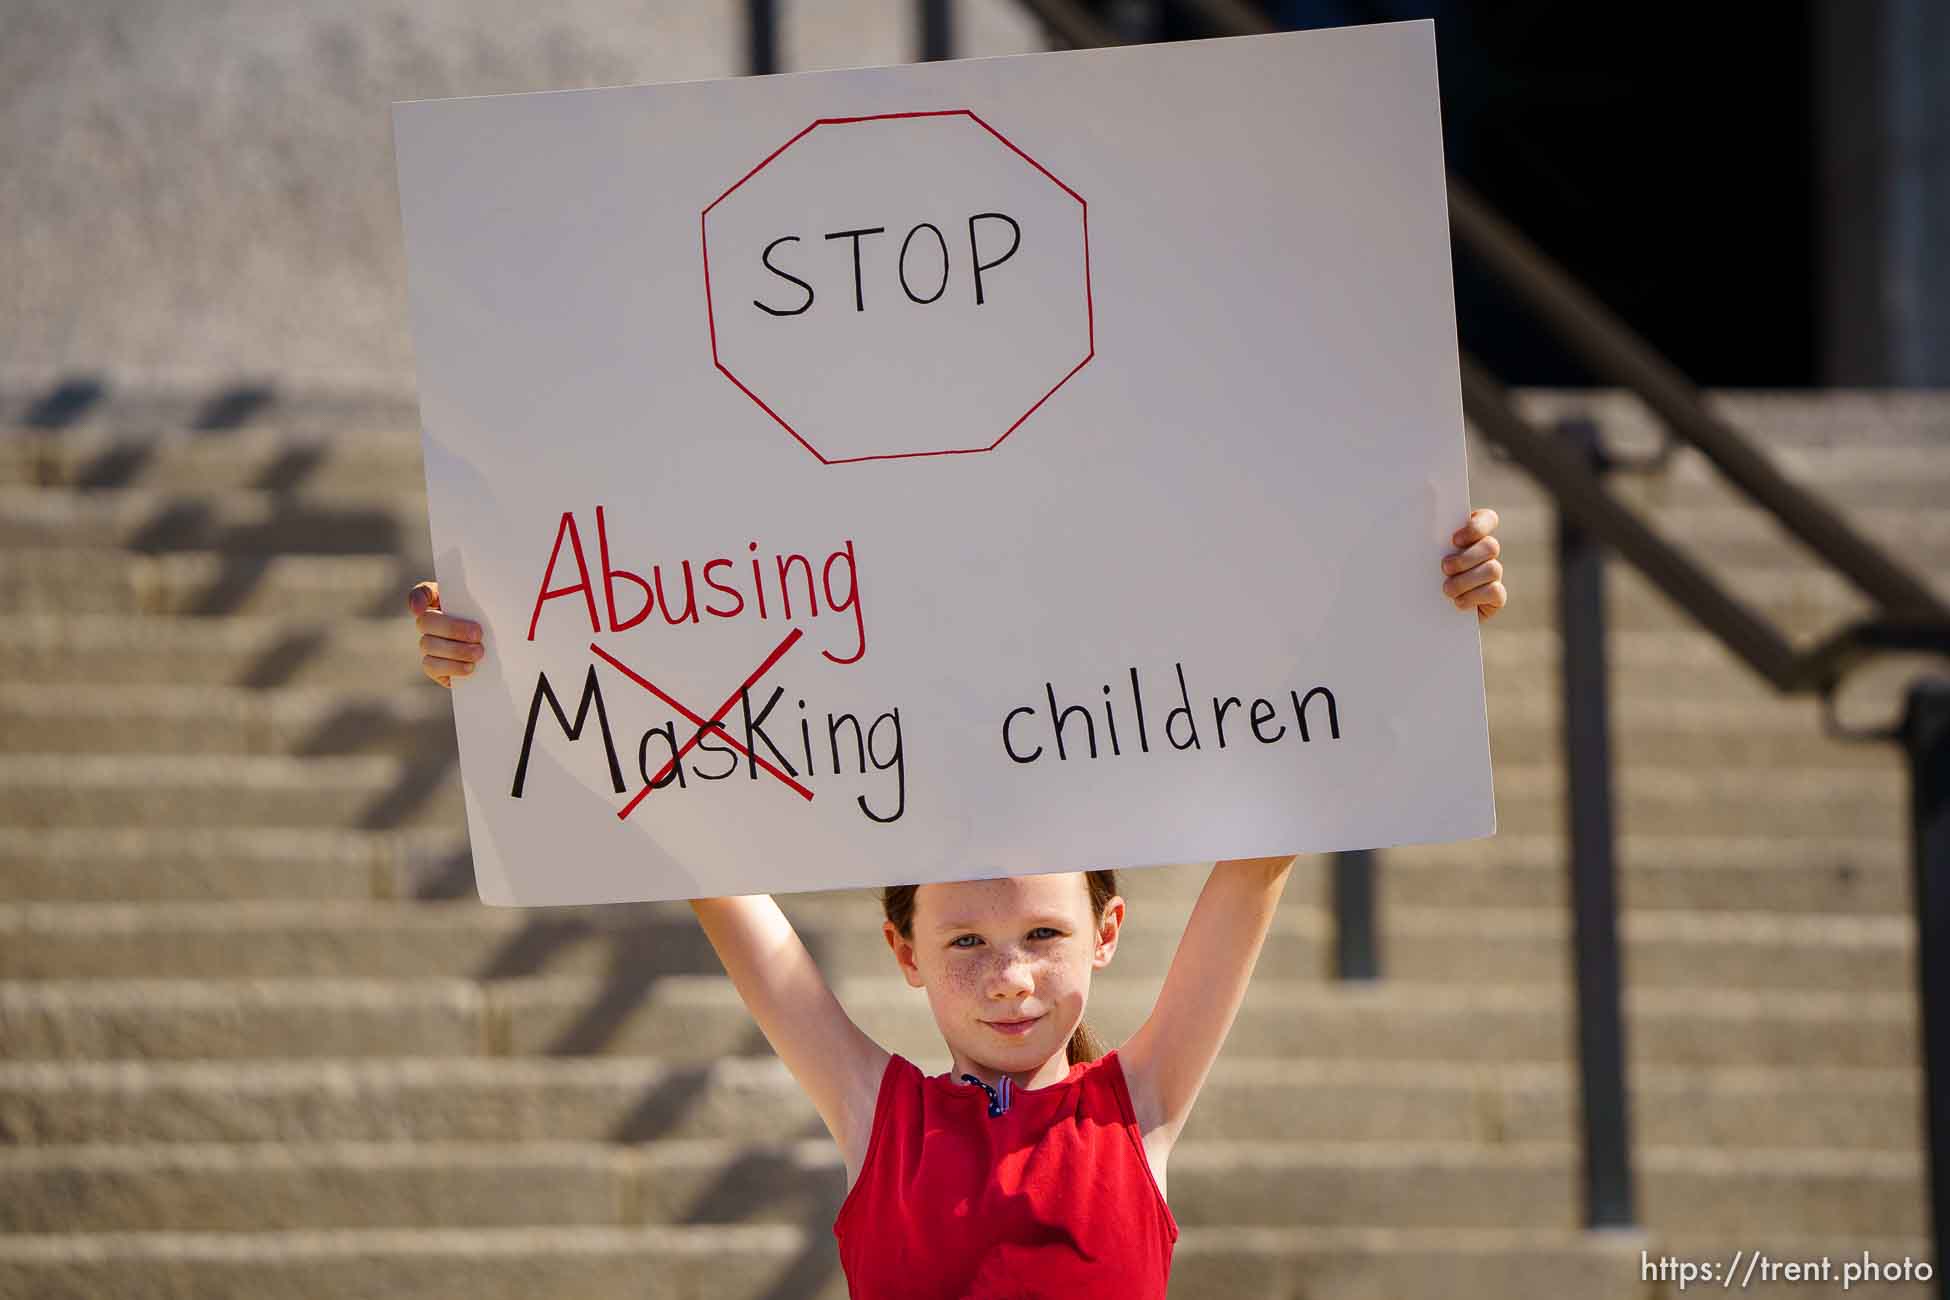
<box><xmin>1003</xmin><ymin>662</ymin><xmax>1341</xmax><ymax>765</ymax></box>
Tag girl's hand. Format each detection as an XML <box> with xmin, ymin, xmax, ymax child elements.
<box><xmin>1443</xmin><ymin>508</ymin><xmax>1506</xmax><ymax>622</ymax></box>
<box><xmin>408</xmin><ymin>580</ymin><xmax>484</xmax><ymax>688</ymax></box>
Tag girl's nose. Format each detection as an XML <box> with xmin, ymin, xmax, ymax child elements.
<box><xmin>985</xmin><ymin>951</ymin><xmax>1036</xmax><ymax>994</ymax></box>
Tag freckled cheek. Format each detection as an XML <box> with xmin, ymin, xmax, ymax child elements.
<box><xmin>942</xmin><ymin>963</ymin><xmax>984</xmax><ymax>997</ymax></box>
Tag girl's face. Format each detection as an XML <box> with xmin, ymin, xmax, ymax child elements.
<box><xmin>886</xmin><ymin>872</ymin><xmax>1125</xmax><ymax>1083</ymax></box>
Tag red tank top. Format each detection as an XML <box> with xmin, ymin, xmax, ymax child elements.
<box><xmin>832</xmin><ymin>1046</ymin><xmax>1178</xmax><ymax>1299</ymax></box>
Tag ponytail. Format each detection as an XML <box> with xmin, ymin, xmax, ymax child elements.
<box><xmin>1066</xmin><ymin>1018</ymin><xmax>1109</xmax><ymax>1065</ymax></box>
<box><xmin>1067</xmin><ymin>869</ymin><xmax>1119</xmax><ymax>1065</ymax></box>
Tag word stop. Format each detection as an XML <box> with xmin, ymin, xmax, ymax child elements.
<box><xmin>754</xmin><ymin>212</ymin><xmax>1022</xmax><ymax>315</ymax></box>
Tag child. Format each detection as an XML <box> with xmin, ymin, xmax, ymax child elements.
<box><xmin>408</xmin><ymin>509</ymin><xmax>1506</xmax><ymax>1297</ymax></box>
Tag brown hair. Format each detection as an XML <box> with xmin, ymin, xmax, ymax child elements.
<box><xmin>880</xmin><ymin>870</ymin><xmax>1120</xmax><ymax>1066</ymax></box>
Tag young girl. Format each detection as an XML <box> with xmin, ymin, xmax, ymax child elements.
<box><xmin>408</xmin><ymin>510</ymin><xmax>1506</xmax><ymax>1297</ymax></box>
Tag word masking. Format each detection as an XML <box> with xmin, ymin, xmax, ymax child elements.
<box><xmin>510</xmin><ymin>664</ymin><xmax>908</xmax><ymax>824</ymax></box>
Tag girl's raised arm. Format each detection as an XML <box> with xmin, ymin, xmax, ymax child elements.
<box><xmin>1116</xmin><ymin>857</ymin><xmax>1295</xmax><ymax>1147</ymax></box>
<box><xmin>405</xmin><ymin>581</ymin><xmax>888</xmax><ymax>1159</ymax></box>
<box><xmin>688</xmin><ymin>895</ymin><xmax>891</xmax><ymax>1162</ymax></box>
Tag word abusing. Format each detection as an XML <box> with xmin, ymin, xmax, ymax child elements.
<box><xmin>526</xmin><ymin>507</ymin><xmax>868</xmax><ymax>666</ymax></box>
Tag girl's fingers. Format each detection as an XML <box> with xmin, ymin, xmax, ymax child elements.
<box><xmin>1443</xmin><ymin>558</ymin><xmax>1503</xmax><ymax>601</ymax></box>
<box><xmin>419</xmin><ymin>633</ymin><xmax>483</xmax><ymax>663</ymax></box>
<box><xmin>409</xmin><ymin>579</ymin><xmax>481</xmax><ymax>688</ymax></box>
<box><xmin>408</xmin><ymin>568</ymin><xmax>481</xmax><ymax>662</ymax></box>
<box><xmin>1441</xmin><ymin>534</ymin><xmax>1499</xmax><ymax>576</ymax></box>
<box><xmin>1443</xmin><ymin>510</ymin><xmax>1507</xmax><ymax>620</ymax></box>
<box><xmin>415</xmin><ymin>610</ymin><xmax>482</xmax><ymax>645</ymax></box>
<box><xmin>422</xmin><ymin>653</ymin><xmax>473</xmax><ymax>682</ymax></box>
<box><xmin>408</xmin><ymin>580</ymin><xmax>440</xmax><ymax>617</ymax></box>
<box><xmin>1458</xmin><ymin>580</ymin><xmax>1508</xmax><ymax>617</ymax></box>
<box><xmin>1451</xmin><ymin>508</ymin><xmax>1500</xmax><ymax>549</ymax></box>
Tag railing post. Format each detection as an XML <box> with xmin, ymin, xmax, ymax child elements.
<box><xmin>1902</xmin><ymin>678</ymin><xmax>1950</xmax><ymax>1298</ymax></box>
<box><xmin>1108</xmin><ymin>0</ymin><xmax>1168</xmax><ymax>41</ymax></box>
<box><xmin>747</xmin><ymin>0</ymin><xmax>778</xmax><ymax>75</ymax></box>
<box><xmin>918</xmin><ymin>0</ymin><xmax>953</xmax><ymax>61</ymax></box>
<box><xmin>1557</xmin><ymin>415</ymin><xmax>1638</xmax><ymax>1229</ymax></box>
<box><xmin>1333</xmin><ymin>849</ymin><xmax>1379</xmax><ymax>980</ymax></box>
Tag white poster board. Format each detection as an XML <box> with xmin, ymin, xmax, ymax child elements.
<box><xmin>392</xmin><ymin>21</ymin><xmax>1494</xmax><ymax>907</ymax></box>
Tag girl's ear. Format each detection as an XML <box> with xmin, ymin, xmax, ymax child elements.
<box><xmin>884</xmin><ymin>920</ymin><xmax>926</xmax><ymax>988</ymax></box>
<box><xmin>1092</xmin><ymin>897</ymin><xmax>1126</xmax><ymax>967</ymax></box>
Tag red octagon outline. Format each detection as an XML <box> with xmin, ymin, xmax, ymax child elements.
<box><xmin>701</xmin><ymin>110</ymin><xmax>1094</xmax><ymax>466</ymax></box>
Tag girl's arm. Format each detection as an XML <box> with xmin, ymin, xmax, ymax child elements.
<box><xmin>688</xmin><ymin>895</ymin><xmax>890</xmax><ymax>1162</ymax></box>
<box><xmin>406</xmin><ymin>582</ymin><xmax>888</xmax><ymax>1157</ymax></box>
<box><xmin>1117</xmin><ymin>856</ymin><xmax>1294</xmax><ymax>1147</ymax></box>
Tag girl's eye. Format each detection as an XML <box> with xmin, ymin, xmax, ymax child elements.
<box><xmin>950</xmin><ymin>927</ymin><xmax>1062</xmax><ymax>949</ymax></box>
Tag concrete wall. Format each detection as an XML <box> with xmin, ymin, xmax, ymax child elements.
<box><xmin>0</xmin><ymin>0</ymin><xmax>1045</xmax><ymax>392</ymax></box>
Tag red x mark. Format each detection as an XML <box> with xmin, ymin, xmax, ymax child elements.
<box><xmin>590</xmin><ymin>627</ymin><xmax>814</xmax><ymax>820</ymax></box>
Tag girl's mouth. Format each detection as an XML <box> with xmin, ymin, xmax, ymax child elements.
<box><xmin>984</xmin><ymin>1015</ymin><xmax>1043</xmax><ymax>1036</ymax></box>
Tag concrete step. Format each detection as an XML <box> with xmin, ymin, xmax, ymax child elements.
<box><xmin>0</xmin><ymin>1056</ymin><xmax>1917</xmax><ymax>1152</ymax></box>
<box><xmin>0</xmin><ymin>430</ymin><xmax>425</xmax><ymax>493</ymax></box>
<box><xmin>0</xmin><ymin>487</ymin><xmax>432</xmax><ymax>557</ymax></box>
<box><xmin>1477</xmin><ymin>500</ymin><xmax>1950</xmax><ymax>571</ymax></box>
<box><xmin>1386</xmin><ymin>834</ymin><xmax>1906</xmax><ymax>917</ymax></box>
<box><xmin>0</xmin><ymin>978</ymin><xmax>493</xmax><ymax>1062</ymax></box>
<box><xmin>0</xmin><ymin>611</ymin><xmax>1894</xmax><ymax>705</ymax></box>
<box><xmin>0</xmin><ymin>1138</ymin><xmax>1920</xmax><ymax>1236</ymax></box>
<box><xmin>0</xmin><ymin>550</ymin><xmax>406</xmax><ymax>618</ymax></box>
<box><xmin>0</xmin><ymin>753</ymin><xmax>1904</xmax><ymax>835</ymax></box>
<box><xmin>0</xmin><ymin>823</ymin><xmax>1908</xmax><ymax>917</ymax></box>
<box><xmin>0</xmin><ymin>895</ymin><xmax>1914</xmax><ymax>992</ymax></box>
<box><xmin>5</xmin><ymin>412</ymin><xmax>1943</xmax><ymax>510</ymax></box>
<box><xmin>1498</xmin><ymin>387</ymin><xmax>1950</xmax><ymax>450</ymax></box>
<box><xmin>7</xmin><ymin>482</ymin><xmax>1947</xmax><ymax>576</ymax></box>
<box><xmin>2</xmin><ymin>546</ymin><xmax>1930</xmax><ymax>635</ymax></box>
<box><xmin>0</xmin><ymin>977</ymin><xmax>1915</xmax><ymax>1069</ymax></box>
<box><xmin>0</xmin><ymin>685</ymin><xmax>451</xmax><ymax>757</ymax></box>
<box><xmin>3</xmin><ymin>384</ymin><xmax>1934</xmax><ymax>446</ymax></box>
<box><xmin>0</xmin><ymin>827</ymin><xmax>470</xmax><ymax>902</ymax></box>
<box><xmin>1469</xmin><ymin>437</ymin><xmax>1950</xmax><ymax>511</ymax></box>
<box><xmin>0</xmin><ymin>755</ymin><xmax>465</xmax><ymax>831</ymax></box>
<box><xmin>0</xmin><ymin>614</ymin><xmax>422</xmax><ymax>689</ymax></box>
<box><xmin>1633</xmin><ymin>1145</ymin><xmax>1927</xmax><ymax>1239</ymax></box>
<box><xmin>0</xmin><ymin>681</ymin><xmax>1905</xmax><ymax>773</ymax></box>
<box><xmin>0</xmin><ymin>1223</ymin><xmax>1659</xmax><ymax>1300</ymax></box>
<box><xmin>0</xmin><ymin>390</ymin><xmax>424</xmax><ymax>438</ymax></box>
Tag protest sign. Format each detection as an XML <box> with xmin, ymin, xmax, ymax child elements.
<box><xmin>392</xmin><ymin>20</ymin><xmax>1494</xmax><ymax>907</ymax></box>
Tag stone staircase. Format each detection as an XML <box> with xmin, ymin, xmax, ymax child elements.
<box><xmin>0</xmin><ymin>387</ymin><xmax>1944</xmax><ymax>1299</ymax></box>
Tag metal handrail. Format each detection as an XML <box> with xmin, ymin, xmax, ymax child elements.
<box><xmin>1461</xmin><ymin>358</ymin><xmax>1803</xmax><ymax>684</ymax></box>
<box><xmin>1446</xmin><ymin>180</ymin><xmax>1950</xmax><ymax>621</ymax></box>
<box><xmin>1460</xmin><ymin>358</ymin><xmax>1950</xmax><ymax>692</ymax></box>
